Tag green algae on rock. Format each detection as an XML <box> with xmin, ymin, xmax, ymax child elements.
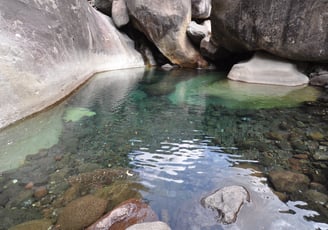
<box><xmin>63</xmin><ymin>107</ymin><xmax>96</xmax><ymax>122</ymax></box>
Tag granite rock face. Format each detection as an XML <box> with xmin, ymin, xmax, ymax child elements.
<box><xmin>0</xmin><ymin>0</ymin><xmax>144</xmax><ymax>129</ymax></box>
<box><xmin>211</xmin><ymin>0</ymin><xmax>328</xmax><ymax>62</ymax></box>
<box><xmin>191</xmin><ymin>0</ymin><xmax>212</xmax><ymax>19</ymax></box>
<box><xmin>126</xmin><ymin>0</ymin><xmax>208</xmax><ymax>68</ymax></box>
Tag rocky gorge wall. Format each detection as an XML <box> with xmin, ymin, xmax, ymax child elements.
<box><xmin>1</xmin><ymin>0</ymin><xmax>328</xmax><ymax>129</ymax></box>
<box><xmin>0</xmin><ymin>0</ymin><xmax>144</xmax><ymax>129</ymax></box>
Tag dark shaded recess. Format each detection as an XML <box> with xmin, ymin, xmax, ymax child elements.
<box><xmin>94</xmin><ymin>0</ymin><xmax>112</xmax><ymax>16</ymax></box>
<box><xmin>213</xmin><ymin>48</ymin><xmax>254</xmax><ymax>71</ymax></box>
<box><xmin>120</xmin><ymin>23</ymin><xmax>171</xmax><ymax>66</ymax></box>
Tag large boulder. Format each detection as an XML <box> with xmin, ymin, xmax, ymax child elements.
<box><xmin>0</xmin><ymin>0</ymin><xmax>144</xmax><ymax>129</ymax></box>
<box><xmin>227</xmin><ymin>52</ymin><xmax>309</xmax><ymax>86</ymax></box>
<box><xmin>211</xmin><ymin>0</ymin><xmax>328</xmax><ymax>62</ymax></box>
<box><xmin>126</xmin><ymin>0</ymin><xmax>208</xmax><ymax>68</ymax></box>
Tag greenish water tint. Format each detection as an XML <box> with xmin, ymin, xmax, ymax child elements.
<box><xmin>0</xmin><ymin>68</ymin><xmax>327</xmax><ymax>230</ymax></box>
<box><xmin>168</xmin><ymin>72</ymin><xmax>320</xmax><ymax>109</ymax></box>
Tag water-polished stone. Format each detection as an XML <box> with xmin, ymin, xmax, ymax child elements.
<box><xmin>201</xmin><ymin>185</ymin><xmax>250</xmax><ymax>224</ymax></box>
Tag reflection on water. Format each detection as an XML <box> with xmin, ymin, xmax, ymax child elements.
<box><xmin>0</xmin><ymin>68</ymin><xmax>327</xmax><ymax>230</ymax></box>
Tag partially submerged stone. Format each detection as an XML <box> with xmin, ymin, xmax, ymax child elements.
<box><xmin>8</xmin><ymin>219</ymin><xmax>52</xmax><ymax>230</ymax></box>
<box><xmin>56</xmin><ymin>195</ymin><xmax>108</xmax><ymax>230</ymax></box>
<box><xmin>227</xmin><ymin>52</ymin><xmax>309</xmax><ymax>86</ymax></box>
<box><xmin>126</xmin><ymin>221</ymin><xmax>171</xmax><ymax>230</ymax></box>
<box><xmin>201</xmin><ymin>185</ymin><xmax>250</xmax><ymax>224</ymax></box>
<box><xmin>268</xmin><ymin>170</ymin><xmax>310</xmax><ymax>193</ymax></box>
<box><xmin>87</xmin><ymin>199</ymin><xmax>158</xmax><ymax>230</ymax></box>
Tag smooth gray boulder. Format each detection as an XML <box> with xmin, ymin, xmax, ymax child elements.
<box><xmin>191</xmin><ymin>0</ymin><xmax>211</xmax><ymax>19</ymax></box>
<box><xmin>126</xmin><ymin>221</ymin><xmax>171</xmax><ymax>230</ymax></box>
<box><xmin>187</xmin><ymin>20</ymin><xmax>211</xmax><ymax>46</ymax></box>
<box><xmin>201</xmin><ymin>185</ymin><xmax>250</xmax><ymax>224</ymax></box>
<box><xmin>227</xmin><ymin>52</ymin><xmax>309</xmax><ymax>86</ymax></box>
<box><xmin>211</xmin><ymin>0</ymin><xmax>328</xmax><ymax>62</ymax></box>
<box><xmin>0</xmin><ymin>0</ymin><xmax>144</xmax><ymax>129</ymax></box>
<box><xmin>112</xmin><ymin>0</ymin><xmax>129</xmax><ymax>28</ymax></box>
<box><xmin>126</xmin><ymin>0</ymin><xmax>208</xmax><ymax>68</ymax></box>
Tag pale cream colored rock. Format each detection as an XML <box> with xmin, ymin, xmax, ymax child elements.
<box><xmin>228</xmin><ymin>52</ymin><xmax>309</xmax><ymax>86</ymax></box>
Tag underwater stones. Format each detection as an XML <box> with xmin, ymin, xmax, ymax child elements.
<box><xmin>8</xmin><ymin>219</ymin><xmax>52</xmax><ymax>230</ymax></box>
<box><xmin>313</xmin><ymin>151</ymin><xmax>328</xmax><ymax>161</ymax></box>
<box><xmin>227</xmin><ymin>52</ymin><xmax>309</xmax><ymax>86</ymax></box>
<box><xmin>67</xmin><ymin>168</ymin><xmax>127</xmax><ymax>187</ymax></box>
<box><xmin>201</xmin><ymin>185</ymin><xmax>250</xmax><ymax>224</ymax></box>
<box><xmin>268</xmin><ymin>170</ymin><xmax>310</xmax><ymax>193</ymax></box>
<box><xmin>33</xmin><ymin>186</ymin><xmax>48</xmax><ymax>199</ymax></box>
<box><xmin>94</xmin><ymin>180</ymin><xmax>144</xmax><ymax>210</ymax></box>
<box><xmin>126</xmin><ymin>221</ymin><xmax>172</xmax><ymax>230</ymax></box>
<box><xmin>63</xmin><ymin>107</ymin><xmax>96</xmax><ymax>122</ymax></box>
<box><xmin>56</xmin><ymin>195</ymin><xmax>108</xmax><ymax>230</ymax></box>
<box><xmin>87</xmin><ymin>199</ymin><xmax>158</xmax><ymax>230</ymax></box>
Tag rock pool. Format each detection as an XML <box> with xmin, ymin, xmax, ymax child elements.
<box><xmin>0</xmin><ymin>68</ymin><xmax>327</xmax><ymax>230</ymax></box>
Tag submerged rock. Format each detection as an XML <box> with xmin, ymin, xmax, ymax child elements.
<box><xmin>227</xmin><ymin>52</ymin><xmax>309</xmax><ymax>86</ymax></box>
<box><xmin>56</xmin><ymin>195</ymin><xmax>108</xmax><ymax>230</ymax></box>
<box><xmin>87</xmin><ymin>199</ymin><xmax>158</xmax><ymax>230</ymax></box>
<box><xmin>268</xmin><ymin>170</ymin><xmax>310</xmax><ymax>193</ymax></box>
<box><xmin>8</xmin><ymin>219</ymin><xmax>52</xmax><ymax>230</ymax></box>
<box><xmin>201</xmin><ymin>185</ymin><xmax>250</xmax><ymax>224</ymax></box>
<box><xmin>126</xmin><ymin>221</ymin><xmax>171</xmax><ymax>230</ymax></box>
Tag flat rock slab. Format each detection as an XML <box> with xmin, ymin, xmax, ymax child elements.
<box><xmin>228</xmin><ymin>52</ymin><xmax>309</xmax><ymax>86</ymax></box>
<box><xmin>201</xmin><ymin>185</ymin><xmax>250</xmax><ymax>224</ymax></box>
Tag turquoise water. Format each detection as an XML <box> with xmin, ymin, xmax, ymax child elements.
<box><xmin>0</xmin><ymin>68</ymin><xmax>327</xmax><ymax>229</ymax></box>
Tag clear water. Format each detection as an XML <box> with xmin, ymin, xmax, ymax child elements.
<box><xmin>0</xmin><ymin>68</ymin><xmax>327</xmax><ymax>230</ymax></box>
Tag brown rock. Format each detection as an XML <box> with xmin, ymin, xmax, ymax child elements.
<box><xmin>268</xmin><ymin>170</ymin><xmax>310</xmax><ymax>193</ymax></box>
<box><xmin>34</xmin><ymin>186</ymin><xmax>48</xmax><ymax>199</ymax></box>
<box><xmin>24</xmin><ymin>182</ymin><xmax>34</xmax><ymax>190</ymax></box>
<box><xmin>56</xmin><ymin>195</ymin><xmax>108</xmax><ymax>230</ymax></box>
<box><xmin>8</xmin><ymin>219</ymin><xmax>52</xmax><ymax>230</ymax></box>
<box><xmin>87</xmin><ymin>199</ymin><xmax>158</xmax><ymax>230</ymax></box>
<box><xmin>94</xmin><ymin>180</ymin><xmax>144</xmax><ymax>210</ymax></box>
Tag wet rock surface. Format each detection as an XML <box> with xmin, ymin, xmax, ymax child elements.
<box><xmin>87</xmin><ymin>199</ymin><xmax>158</xmax><ymax>230</ymax></box>
<box><xmin>126</xmin><ymin>221</ymin><xmax>171</xmax><ymax>230</ymax></box>
<box><xmin>268</xmin><ymin>170</ymin><xmax>310</xmax><ymax>193</ymax></box>
<box><xmin>56</xmin><ymin>195</ymin><xmax>108</xmax><ymax>230</ymax></box>
<box><xmin>201</xmin><ymin>186</ymin><xmax>250</xmax><ymax>224</ymax></box>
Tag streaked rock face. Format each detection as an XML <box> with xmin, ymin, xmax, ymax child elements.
<box><xmin>211</xmin><ymin>0</ymin><xmax>328</xmax><ymax>62</ymax></box>
<box><xmin>126</xmin><ymin>0</ymin><xmax>208</xmax><ymax>68</ymax></box>
<box><xmin>0</xmin><ymin>0</ymin><xmax>144</xmax><ymax>129</ymax></box>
